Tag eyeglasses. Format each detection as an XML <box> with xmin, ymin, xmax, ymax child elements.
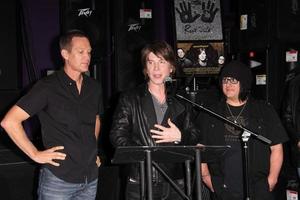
<box><xmin>222</xmin><ymin>77</ymin><xmax>239</xmax><ymax>84</ymax></box>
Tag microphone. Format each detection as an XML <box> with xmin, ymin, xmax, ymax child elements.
<box><xmin>164</xmin><ymin>76</ymin><xmax>173</xmax><ymax>92</ymax></box>
<box><xmin>164</xmin><ymin>76</ymin><xmax>174</xmax><ymax>104</ymax></box>
<box><xmin>164</xmin><ymin>76</ymin><xmax>173</xmax><ymax>84</ymax></box>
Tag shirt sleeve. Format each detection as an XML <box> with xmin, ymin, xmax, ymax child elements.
<box><xmin>16</xmin><ymin>81</ymin><xmax>48</xmax><ymax>116</ymax></box>
<box><xmin>264</xmin><ymin>103</ymin><xmax>289</xmax><ymax>145</ymax></box>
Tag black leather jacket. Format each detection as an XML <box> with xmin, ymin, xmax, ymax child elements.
<box><xmin>282</xmin><ymin>74</ymin><xmax>300</xmax><ymax>141</ymax></box>
<box><xmin>110</xmin><ymin>84</ymin><xmax>201</xmax><ymax>181</ymax></box>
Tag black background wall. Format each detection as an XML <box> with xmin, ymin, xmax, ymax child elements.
<box><xmin>236</xmin><ymin>0</ymin><xmax>300</xmax><ymax>110</ymax></box>
<box><xmin>0</xmin><ymin>1</ymin><xmax>20</xmax><ymax>119</ymax></box>
<box><xmin>0</xmin><ymin>162</ymin><xmax>38</xmax><ymax>200</ymax></box>
<box><xmin>60</xmin><ymin>0</ymin><xmax>112</xmax><ymax>106</ymax></box>
<box><xmin>0</xmin><ymin>0</ymin><xmax>19</xmax><ymax>90</ymax></box>
<box><xmin>0</xmin><ymin>91</ymin><xmax>21</xmax><ymax>119</ymax></box>
<box><xmin>0</xmin><ymin>130</ymin><xmax>38</xmax><ymax>200</ymax></box>
<box><xmin>111</xmin><ymin>0</ymin><xmax>154</xmax><ymax>93</ymax></box>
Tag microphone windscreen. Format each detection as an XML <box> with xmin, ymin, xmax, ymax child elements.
<box><xmin>164</xmin><ymin>76</ymin><xmax>173</xmax><ymax>83</ymax></box>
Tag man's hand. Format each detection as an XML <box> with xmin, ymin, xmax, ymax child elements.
<box><xmin>32</xmin><ymin>146</ymin><xmax>66</xmax><ymax>167</ymax></box>
<box><xmin>150</xmin><ymin>118</ymin><xmax>181</xmax><ymax>143</ymax></box>
<box><xmin>176</xmin><ymin>1</ymin><xmax>200</xmax><ymax>23</ymax></box>
<box><xmin>267</xmin><ymin>174</ymin><xmax>278</xmax><ymax>191</ymax></box>
<box><xmin>201</xmin><ymin>163</ymin><xmax>214</xmax><ymax>192</ymax></box>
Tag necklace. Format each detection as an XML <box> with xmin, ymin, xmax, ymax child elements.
<box><xmin>152</xmin><ymin>95</ymin><xmax>168</xmax><ymax>113</ymax></box>
<box><xmin>148</xmin><ymin>88</ymin><xmax>166</xmax><ymax>104</ymax></box>
<box><xmin>226</xmin><ymin>102</ymin><xmax>247</xmax><ymax>124</ymax></box>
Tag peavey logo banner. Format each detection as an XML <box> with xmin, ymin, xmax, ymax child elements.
<box><xmin>128</xmin><ymin>23</ymin><xmax>141</xmax><ymax>32</ymax></box>
<box><xmin>78</xmin><ymin>8</ymin><xmax>92</xmax><ymax>17</ymax></box>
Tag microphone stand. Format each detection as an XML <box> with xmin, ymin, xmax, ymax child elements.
<box><xmin>176</xmin><ymin>94</ymin><xmax>272</xmax><ymax>200</ymax></box>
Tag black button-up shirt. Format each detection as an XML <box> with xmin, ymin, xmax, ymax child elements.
<box><xmin>17</xmin><ymin>69</ymin><xmax>104</xmax><ymax>183</ymax></box>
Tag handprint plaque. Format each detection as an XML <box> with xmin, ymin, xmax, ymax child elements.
<box><xmin>174</xmin><ymin>0</ymin><xmax>223</xmax><ymax>41</ymax></box>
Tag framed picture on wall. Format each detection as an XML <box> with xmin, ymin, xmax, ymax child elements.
<box><xmin>174</xmin><ymin>0</ymin><xmax>223</xmax><ymax>41</ymax></box>
<box><xmin>176</xmin><ymin>42</ymin><xmax>224</xmax><ymax>77</ymax></box>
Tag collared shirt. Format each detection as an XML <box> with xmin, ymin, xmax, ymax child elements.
<box><xmin>17</xmin><ymin>69</ymin><xmax>104</xmax><ymax>183</ymax></box>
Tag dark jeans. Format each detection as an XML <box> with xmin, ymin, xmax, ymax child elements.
<box><xmin>126</xmin><ymin>178</ymin><xmax>185</xmax><ymax>200</ymax></box>
<box><xmin>38</xmin><ymin>168</ymin><xmax>98</xmax><ymax>200</ymax></box>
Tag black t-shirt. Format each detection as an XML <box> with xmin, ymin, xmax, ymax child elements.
<box><xmin>17</xmin><ymin>69</ymin><xmax>104</xmax><ymax>183</ymax></box>
<box><xmin>224</xmin><ymin>104</ymin><xmax>248</xmax><ymax>198</ymax></box>
<box><xmin>199</xmin><ymin>98</ymin><xmax>289</xmax><ymax>198</ymax></box>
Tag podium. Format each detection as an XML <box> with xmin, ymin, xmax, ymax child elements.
<box><xmin>112</xmin><ymin>145</ymin><xmax>229</xmax><ymax>200</ymax></box>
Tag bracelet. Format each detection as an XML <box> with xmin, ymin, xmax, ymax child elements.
<box><xmin>202</xmin><ymin>174</ymin><xmax>210</xmax><ymax>177</ymax></box>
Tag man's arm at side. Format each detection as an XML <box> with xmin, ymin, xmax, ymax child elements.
<box><xmin>201</xmin><ymin>163</ymin><xmax>214</xmax><ymax>192</ymax></box>
<box><xmin>1</xmin><ymin>105</ymin><xmax>66</xmax><ymax>166</ymax></box>
<box><xmin>95</xmin><ymin>115</ymin><xmax>101</xmax><ymax>167</ymax></box>
<box><xmin>268</xmin><ymin>143</ymin><xmax>283</xmax><ymax>191</ymax></box>
<box><xmin>95</xmin><ymin>115</ymin><xmax>101</xmax><ymax>140</ymax></box>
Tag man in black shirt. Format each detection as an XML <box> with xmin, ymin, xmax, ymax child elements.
<box><xmin>1</xmin><ymin>30</ymin><xmax>104</xmax><ymax>199</ymax></box>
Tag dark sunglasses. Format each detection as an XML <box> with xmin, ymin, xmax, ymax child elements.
<box><xmin>222</xmin><ymin>77</ymin><xmax>239</xmax><ymax>84</ymax></box>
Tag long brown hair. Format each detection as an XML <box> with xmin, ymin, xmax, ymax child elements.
<box><xmin>141</xmin><ymin>41</ymin><xmax>176</xmax><ymax>79</ymax></box>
